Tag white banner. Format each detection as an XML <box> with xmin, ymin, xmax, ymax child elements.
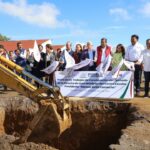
<box><xmin>41</xmin><ymin>61</ymin><xmax>59</xmax><ymax>74</ymax></box>
<box><xmin>73</xmin><ymin>59</ymin><xmax>93</xmax><ymax>70</ymax></box>
<box><xmin>65</xmin><ymin>50</ymin><xmax>75</xmax><ymax>68</ymax></box>
<box><xmin>32</xmin><ymin>40</ymin><xmax>41</xmax><ymax>62</ymax></box>
<box><xmin>96</xmin><ymin>55</ymin><xmax>112</xmax><ymax>76</ymax></box>
<box><xmin>110</xmin><ymin>58</ymin><xmax>124</xmax><ymax>78</ymax></box>
<box><xmin>62</xmin><ymin>59</ymin><xmax>93</xmax><ymax>76</ymax></box>
<box><xmin>124</xmin><ymin>60</ymin><xmax>135</xmax><ymax>71</ymax></box>
<box><xmin>55</xmin><ymin>71</ymin><xmax>134</xmax><ymax>99</ymax></box>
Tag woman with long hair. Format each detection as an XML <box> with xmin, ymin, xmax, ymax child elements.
<box><xmin>111</xmin><ymin>44</ymin><xmax>127</xmax><ymax>70</ymax></box>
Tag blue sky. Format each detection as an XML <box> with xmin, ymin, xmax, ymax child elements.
<box><xmin>0</xmin><ymin>0</ymin><xmax>150</xmax><ymax>48</ymax></box>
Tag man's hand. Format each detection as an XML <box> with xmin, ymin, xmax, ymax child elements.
<box><xmin>135</xmin><ymin>61</ymin><xmax>141</xmax><ymax>65</ymax></box>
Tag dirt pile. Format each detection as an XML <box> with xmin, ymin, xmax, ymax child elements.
<box><xmin>0</xmin><ymin>134</ymin><xmax>58</xmax><ymax>150</ymax></box>
<box><xmin>110</xmin><ymin>100</ymin><xmax>150</xmax><ymax>150</ymax></box>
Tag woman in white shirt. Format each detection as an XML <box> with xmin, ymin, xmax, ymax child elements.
<box><xmin>142</xmin><ymin>39</ymin><xmax>150</xmax><ymax>98</ymax></box>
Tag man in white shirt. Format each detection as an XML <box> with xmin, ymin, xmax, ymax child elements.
<box><xmin>125</xmin><ymin>35</ymin><xmax>145</xmax><ymax>96</ymax></box>
<box><xmin>142</xmin><ymin>39</ymin><xmax>150</xmax><ymax>98</ymax></box>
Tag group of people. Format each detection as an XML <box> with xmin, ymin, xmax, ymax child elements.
<box><xmin>0</xmin><ymin>34</ymin><xmax>150</xmax><ymax>98</ymax></box>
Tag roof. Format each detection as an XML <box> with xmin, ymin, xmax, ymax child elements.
<box><xmin>0</xmin><ymin>39</ymin><xmax>64</xmax><ymax>51</ymax></box>
<box><xmin>52</xmin><ymin>45</ymin><xmax>65</xmax><ymax>51</ymax></box>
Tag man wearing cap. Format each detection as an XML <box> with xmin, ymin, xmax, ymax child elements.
<box><xmin>81</xmin><ymin>41</ymin><xmax>96</xmax><ymax>71</ymax></box>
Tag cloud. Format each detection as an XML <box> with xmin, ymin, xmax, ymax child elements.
<box><xmin>109</xmin><ymin>8</ymin><xmax>131</xmax><ymax>21</ymax></box>
<box><xmin>51</xmin><ymin>25</ymin><xmax>126</xmax><ymax>40</ymax></box>
<box><xmin>140</xmin><ymin>2</ymin><xmax>150</xmax><ymax>17</ymax></box>
<box><xmin>0</xmin><ymin>0</ymin><xmax>71</xmax><ymax>28</ymax></box>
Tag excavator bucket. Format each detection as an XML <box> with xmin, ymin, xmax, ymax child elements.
<box><xmin>16</xmin><ymin>100</ymin><xmax>72</xmax><ymax>143</ymax></box>
<box><xmin>0</xmin><ymin>56</ymin><xmax>72</xmax><ymax>143</ymax></box>
<box><xmin>33</xmin><ymin>101</ymin><xmax>71</xmax><ymax>140</ymax></box>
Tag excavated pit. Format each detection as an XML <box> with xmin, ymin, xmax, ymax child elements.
<box><xmin>0</xmin><ymin>96</ymin><xmax>136</xmax><ymax>150</ymax></box>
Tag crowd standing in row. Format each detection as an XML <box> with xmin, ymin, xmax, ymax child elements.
<box><xmin>0</xmin><ymin>34</ymin><xmax>150</xmax><ymax>98</ymax></box>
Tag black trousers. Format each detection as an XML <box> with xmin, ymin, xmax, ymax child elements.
<box><xmin>144</xmin><ymin>71</ymin><xmax>150</xmax><ymax>95</ymax></box>
<box><xmin>134</xmin><ymin>64</ymin><xmax>142</xmax><ymax>92</ymax></box>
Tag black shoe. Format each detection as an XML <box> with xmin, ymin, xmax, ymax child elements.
<box><xmin>144</xmin><ymin>94</ymin><xmax>149</xmax><ymax>98</ymax></box>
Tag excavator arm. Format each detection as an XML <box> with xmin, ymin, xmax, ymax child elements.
<box><xmin>0</xmin><ymin>56</ymin><xmax>72</xmax><ymax>143</ymax></box>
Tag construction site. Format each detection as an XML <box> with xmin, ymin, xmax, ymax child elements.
<box><xmin>0</xmin><ymin>51</ymin><xmax>150</xmax><ymax>150</ymax></box>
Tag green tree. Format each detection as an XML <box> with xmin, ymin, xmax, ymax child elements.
<box><xmin>0</xmin><ymin>34</ymin><xmax>10</xmax><ymax>41</ymax></box>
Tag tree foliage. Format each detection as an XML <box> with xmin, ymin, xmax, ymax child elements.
<box><xmin>0</xmin><ymin>34</ymin><xmax>10</xmax><ymax>41</ymax></box>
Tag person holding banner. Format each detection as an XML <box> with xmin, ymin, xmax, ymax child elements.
<box><xmin>111</xmin><ymin>44</ymin><xmax>127</xmax><ymax>70</ymax></box>
<box><xmin>31</xmin><ymin>44</ymin><xmax>46</xmax><ymax>87</ymax></box>
<box><xmin>73</xmin><ymin>44</ymin><xmax>82</xmax><ymax>64</ymax></box>
<box><xmin>56</xmin><ymin>48</ymin><xmax>62</xmax><ymax>61</ymax></box>
<box><xmin>125</xmin><ymin>35</ymin><xmax>144</xmax><ymax>96</ymax></box>
<box><xmin>45</xmin><ymin>44</ymin><xmax>56</xmax><ymax>85</ymax></box>
<box><xmin>59</xmin><ymin>41</ymin><xmax>74</xmax><ymax>70</ymax></box>
<box><xmin>34</xmin><ymin>44</ymin><xmax>46</xmax><ymax>78</ymax></box>
<box><xmin>95</xmin><ymin>38</ymin><xmax>111</xmax><ymax>68</ymax></box>
<box><xmin>25</xmin><ymin>50</ymin><xmax>34</xmax><ymax>82</ymax></box>
<box><xmin>142</xmin><ymin>39</ymin><xmax>150</xmax><ymax>98</ymax></box>
<box><xmin>81</xmin><ymin>41</ymin><xmax>96</xmax><ymax>71</ymax></box>
<box><xmin>66</xmin><ymin>41</ymin><xmax>74</xmax><ymax>56</ymax></box>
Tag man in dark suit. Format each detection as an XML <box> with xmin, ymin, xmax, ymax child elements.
<box><xmin>32</xmin><ymin>44</ymin><xmax>46</xmax><ymax>81</ymax></box>
<box><xmin>59</xmin><ymin>41</ymin><xmax>74</xmax><ymax>70</ymax></box>
<box><xmin>81</xmin><ymin>41</ymin><xmax>96</xmax><ymax>71</ymax></box>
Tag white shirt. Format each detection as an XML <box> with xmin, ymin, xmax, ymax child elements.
<box><xmin>125</xmin><ymin>42</ymin><xmax>144</xmax><ymax>63</ymax></box>
<box><xmin>95</xmin><ymin>47</ymin><xmax>107</xmax><ymax>63</ymax></box>
<box><xmin>46</xmin><ymin>51</ymin><xmax>54</xmax><ymax>62</ymax></box>
<box><xmin>20</xmin><ymin>49</ymin><xmax>27</xmax><ymax>59</ymax></box>
<box><xmin>142</xmin><ymin>49</ymin><xmax>150</xmax><ymax>72</ymax></box>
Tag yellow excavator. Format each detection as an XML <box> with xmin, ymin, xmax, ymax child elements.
<box><xmin>0</xmin><ymin>56</ymin><xmax>72</xmax><ymax>143</ymax></box>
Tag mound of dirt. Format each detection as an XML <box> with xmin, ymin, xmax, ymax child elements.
<box><xmin>0</xmin><ymin>134</ymin><xmax>58</xmax><ymax>150</ymax></box>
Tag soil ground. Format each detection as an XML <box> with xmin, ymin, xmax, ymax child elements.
<box><xmin>0</xmin><ymin>84</ymin><xmax>150</xmax><ymax>150</ymax></box>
